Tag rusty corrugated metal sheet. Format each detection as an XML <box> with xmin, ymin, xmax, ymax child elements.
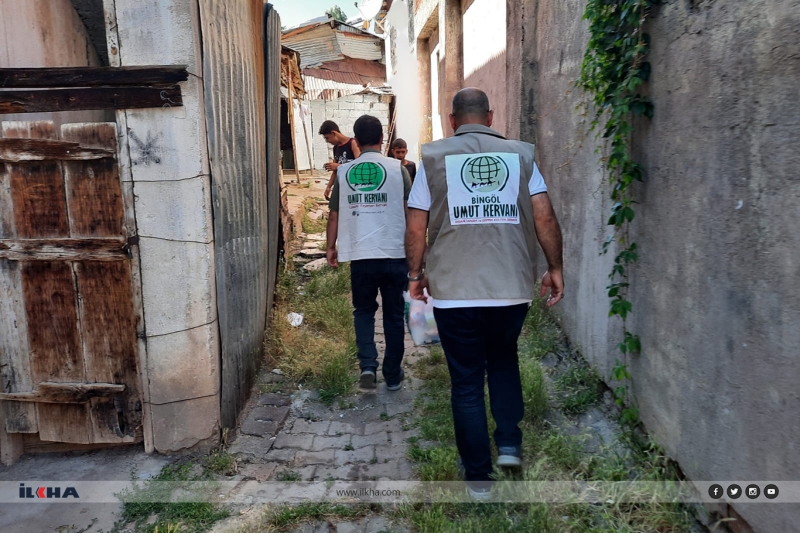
<box><xmin>282</xmin><ymin>25</ymin><xmax>340</xmax><ymax>68</ymax></box>
<box><xmin>198</xmin><ymin>0</ymin><xmax>275</xmax><ymax>427</ymax></box>
<box><xmin>303</xmin><ymin>74</ymin><xmax>393</xmax><ymax>101</ymax></box>
<box><xmin>336</xmin><ymin>32</ymin><xmax>384</xmax><ymax>62</ymax></box>
<box><xmin>302</xmin><ymin>75</ymin><xmax>365</xmax><ymax>100</ymax></box>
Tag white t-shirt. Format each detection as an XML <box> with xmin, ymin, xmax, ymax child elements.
<box><xmin>408</xmin><ymin>161</ymin><xmax>548</xmax><ymax>309</ymax></box>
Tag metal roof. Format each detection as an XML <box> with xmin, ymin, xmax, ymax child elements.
<box><xmin>282</xmin><ymin>20</ymin><xmax>384</xmax><ymax>68</ymax></box>
<box><xmin>337</xmin><ymin>33</ymin><xmax>384</xmax><ymax>63</ymax></box>
<box><xmin>302</xmin><ymin>74</ymin><xmax>393</xmax><ymax>101</ymax></box>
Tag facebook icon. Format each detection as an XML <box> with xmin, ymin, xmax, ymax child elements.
<box><xmin>708</xmin><ymin>484</ymin><xmax>724</xmax><ymax>499</ymax></box>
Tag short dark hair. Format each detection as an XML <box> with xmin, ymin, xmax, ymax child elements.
<box><xmin>452</xmin><ymin>88</ymin><xmax>490</xmax><ymax>120</ymax></box>
<box><xmin>318</xmin><ymin>120</ymin><xmax>340</xmax><ymax>135</ymax></box>
<box><xmin>353</xmin><ymin>115</ymin><xmax>383</xmax><ymax>146</ymax></box>
<box><xmin>390</xmin><ymin>138</ymin><xmax>407</xmax><ymax>150</ymax></box>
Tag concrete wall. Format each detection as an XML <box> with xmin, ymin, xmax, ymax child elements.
<box><xmin>0</xmin><ymin>0</ymin><xmax>109</xmax><ymax>124</ymax></box>
<box><xmin>521</xmin><ymin>1</ymin><xmax>800</xmax><ymax>531</ymax></box>
<box><xmin>386</xmin><ymin>0</ymin><xmax>422</xmax><ymax>162</ymax></box>
<box><xmin>309</xmin><ymin>94</ymin><xmax>391</xmax><ymax>169</ymax></box>
<box><xmin>104</xmin><ymin>0</ymin><xmax>220</xmax><ymax>454</ymax></box>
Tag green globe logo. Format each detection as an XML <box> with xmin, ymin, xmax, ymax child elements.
<box><xmin>461</xmin><ymin>155</ymin><xmax>509</xmax><ymax>193</ymax></box>
<box><xmin>347</xmin><ymin>162</ymin><xmax>386</xmax><ymax>192</ymax></box>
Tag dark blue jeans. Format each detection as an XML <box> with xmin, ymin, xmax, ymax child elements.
<box><xmin>350</xmin><ymin>258</ymin><xmax>407</xmax><ymax>384</ymax></box>
<box><xmin>433</xmin><ymin>303</ymin><xmax>529</xmax><ymax>482</ymax></box>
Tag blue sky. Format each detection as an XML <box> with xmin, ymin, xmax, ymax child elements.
<box><xmin>270</xmin><ymin>0</ymin><xmax>352</xmax><ymax>29</ymax></box>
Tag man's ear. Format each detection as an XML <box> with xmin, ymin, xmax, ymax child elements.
<box><xmin>354</xmin><ymin>137</ymin><xmax>362</xmax><ymax>150</ymax></box>
<box><xmin>487</xmin><ymin>110</ymin><xmax>494</xmax><ymax>128</ymax></box>
<box><xmin>449</xmin><ymin>113</ymin><xmax>457</xmax><ymax>132</ymax></box>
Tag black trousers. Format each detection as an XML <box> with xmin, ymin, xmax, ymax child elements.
<box><xmin>433</xmin><ymin>303</ymin><xmax>529</xmax><ymax>481</ymax></box>
<box><xmin>350</xmin><ymin>258</ymin><xmax>407</xmax><ymax>384</ymax></box>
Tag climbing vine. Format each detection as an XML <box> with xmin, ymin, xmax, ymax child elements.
<box><xmin>578</xmin><ymin>0</ymin><xmax>656</xmax><ymax>425</ymax></box>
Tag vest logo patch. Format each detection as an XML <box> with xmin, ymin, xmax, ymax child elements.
<box><xmin>346</xmin><ymin>162</ymin><xmax>387</xmax><ymax>192</ymax></box>
<box><xmin>460</xmin><ymin>155</ymin><xmax>510</xmax><ymax>193</ymax></box>
<box><xmin>445</xmin><ymin>152</ymin><xmax>521</xmax><ymax>226</ymax></box>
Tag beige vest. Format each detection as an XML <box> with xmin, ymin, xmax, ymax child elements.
<box><xmin>336</xmin><ymin>152</ymin><xmax>406</xmax><ymax>262</ymax></box>
<box><xmin>421</xmin><ymin>124</ymin><xmax>538</xmax><ymax>300</ymax></box>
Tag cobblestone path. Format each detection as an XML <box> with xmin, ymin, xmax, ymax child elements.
<box><xmin>219</xmin><ymin>298</ymin><xmax>428</xmax><ymax>532</ymax></box>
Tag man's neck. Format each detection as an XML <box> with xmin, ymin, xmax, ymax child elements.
<box><xmin>336</xmin><ymin>135</ymin><xmax>350</xmax><ymax>146</ymax></box>
<box><xmin>358</xmin><ymin>144</ymin><xmax>381</xmax><ymax>154</ymax></box>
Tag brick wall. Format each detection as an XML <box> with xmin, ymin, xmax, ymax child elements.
<box><xmin>310</xmin><ymin>94</ymin><xmax>392</xmax><ymax>169</ymax></box>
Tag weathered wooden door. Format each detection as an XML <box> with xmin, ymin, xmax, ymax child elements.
<box><xmin>0</xmin><ymin>121</ymin><xmax>142</xmax><ymax>449</ymax></box>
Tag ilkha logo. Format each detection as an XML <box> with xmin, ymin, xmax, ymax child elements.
<box><xmin>346</xmin><ymin>162</ymin><xmax>387</xmax><ymax>192</ymax></box>
<box><xmin>18</xmin><ymin>483</ymin><xmax>79</xmax><ymax>499</ymax></box>
<box><xmin>460</xmin><ymin>155</ymin><xmax>510</xmax><ymax>193</ymax></box>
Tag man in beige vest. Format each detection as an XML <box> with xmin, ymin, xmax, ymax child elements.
<box><xmin>405</xmin><ymin>88</ymin><xmax>564</xmax><ymax>499</ymax></box>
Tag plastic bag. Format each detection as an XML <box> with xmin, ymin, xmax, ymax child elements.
<box><xmin>403</xmin><ymin>290</ymin><xmax>440</xmax><ymax>346</ymax></box>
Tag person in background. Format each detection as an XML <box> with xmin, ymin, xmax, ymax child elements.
<box><xmin>326</xmin><ymin>115</ymin><xmax>413</xmax><ymax>391</ymax></box>
<box><xmin>390</xmin><ymin>138</ymin><xmax>418</xmax><ymax>182</ymax></box>
<box><xmin>405</xmin><ymin>88</ymin><xmax>564</xmax><ymax>501</ymax></box>
<box><xmin>319</xmin><ymin>120</ymin><xmax>361</xmax><ymax>200</ymax></box>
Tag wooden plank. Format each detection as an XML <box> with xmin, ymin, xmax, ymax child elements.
<box><xmin>75</xmin><ymin>261</ymin><xmax>142</xmax><ymax>442</ymax></box>
<box><xmin>0</xmin><ymin>261</ymin><xmax>38</xmax><ymax>433</ymax></box>
<box><xmin>2</xmin><ymin>122</ymin><xmax>69</xmax><ymax>239</ymax></box>
<box><xmin>22</xmin><ymin>432</ymin><xmax>139</xmax><ymax>453</ymax></box>
<box><xmin>0</xmin><ymin>238</ymin><xmax>128</xmax><ymax>261</ymax></box>
<box><xmin>0</xmin><ymin>138</ymin><xmax>114</xmax><ymax>162</ymax></box>
<box><xmin>0</xmin><ymin>403</ymin><xmax>24</xmax><ymax>464</ymax></box>
<box><xmin>22</xmin><ymin>262</ymin><xmax>85</xmax><ymax>382</ymax></box>
<box><xmin>0</xmin><ymin>382</ymin><xmax>125</xmax><ymax>403</ymax></box>
<box><xmin>0</xmin><ymin>122</ymin><xmax>55</xmax><ymax>436</ymax></box>
<box><xmin>36</xmin><ymin>404</ymin><xmax>92</xmax><ymax>444</ymax></box>
<box><xmin>61</xmin><ymin>123</ymin><xmax>124</xmax><ymax>237</ymax></box>
<box><xmin>0</xmin><ymin>86</ymin><xmax>184</xmax><ymax>114</ymax></box>
<box><xmin>0</xmin><ymin>66</ymin><xmax>189</xmax><ymax>88</ymax></box>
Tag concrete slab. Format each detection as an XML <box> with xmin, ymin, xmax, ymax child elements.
<box><xmin>0</xmin><ymin>447</ymin><xmax>169</xmax><ymax>533</ymax></box>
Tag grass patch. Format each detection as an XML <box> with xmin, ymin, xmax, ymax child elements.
<box><xmin>237</xmin><ymin>503</ymin><xmax>373</xmax><ymax>533</ymax></box>
<box><xmin>267</xmin><ymin>265</ymin><xmax>357</xmax><ymax>404</ymax></box>
<box><xmin>274</xmin><ymin>469</ymin><xmax>302</xmax><ymax>482</ymax></box>
<box><xmin>113</xmin><ymin>461</ymin><xmax>229</xmax><ymax>533</ymax></box>
<box><xmin>203</xmin><ymin>449</ymin><xmax>237</xmax><ymax>476</ymax></box>
<box><xmin>400</xmin><ymin>304</ymin><xmax>698</xmax><ymax>533</ymax></box>
<box><xmin>301</xmin><ymin>201</ymin><xmax>326</xmax><ymax>234</ymax></box>
<box><xmin>555</xmin><ymin>365</ymin><xmax>604</xmax><ymax>415</ymax></box>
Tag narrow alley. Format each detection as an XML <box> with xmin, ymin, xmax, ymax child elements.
<box><xmin>0</xmin><ymin>1</ymin><xmax>798</xmax><ymax>533</ymax></box>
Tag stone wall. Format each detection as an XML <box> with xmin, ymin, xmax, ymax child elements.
<box><xmin>310</xmin><ymin>94</ymin><xmax>392</xmax><ymax>169</ymax></box>
<box><xmin>520</xmin><ymin>1</ymin><xmax>800</xmax><ymax>531</ymax></box>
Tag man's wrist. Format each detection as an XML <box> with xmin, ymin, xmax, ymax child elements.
<box><xmin>408</xmin><ymin>270</ymin><xmax>425</xmax><ymax>282</ymax></box>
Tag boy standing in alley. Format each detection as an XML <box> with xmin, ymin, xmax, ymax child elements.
<box><xmin>319</xmin><ymin>120</ymin><xmax>361</xmax><ymax>200</ymax></box>
<box><xmin>326</xmin><ymin>115</ymin><xmax>413</xmax><ymax>391</ymax></box>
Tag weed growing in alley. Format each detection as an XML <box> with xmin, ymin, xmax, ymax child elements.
<box><xmin>113</xmin><ymin>461</ymin><xmax>229</xmax><ymax>533</ymax></box>
<box><xmin>267</xmin><ymin>264</ymin><xmax>357</xmax><ymax>404</ymax></box>
<box><xmin>401</xmin><ymin>305</ymin><xmax>699</xmax><ymax>533</ymax></box>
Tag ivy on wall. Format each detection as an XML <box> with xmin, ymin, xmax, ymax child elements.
<box><xmin>578</xmin><ymin>0</ymin><xmax>657</xmax><ymax>425</ymax></box>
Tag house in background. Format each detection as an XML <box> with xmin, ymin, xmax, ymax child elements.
<box><xmin>282</xmin><ymin>17</ymin><xmax>393</xmax><ymax>171</ymax></box>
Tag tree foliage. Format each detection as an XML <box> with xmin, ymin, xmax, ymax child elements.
<box><xmin>326</xmin><ymin>5</ymin><xmax>347</xmax><ymax>22</ymax></box>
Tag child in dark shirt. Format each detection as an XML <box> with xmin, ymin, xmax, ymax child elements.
<box><xmin>319</xmin><ymin>120</ymin><xmax>361</xmax><ymax>200</ymax></box>
<box><xmin>389</xmin><ymin>138</ymin><xmax>417</xmax><ymax>182</ymax></box>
